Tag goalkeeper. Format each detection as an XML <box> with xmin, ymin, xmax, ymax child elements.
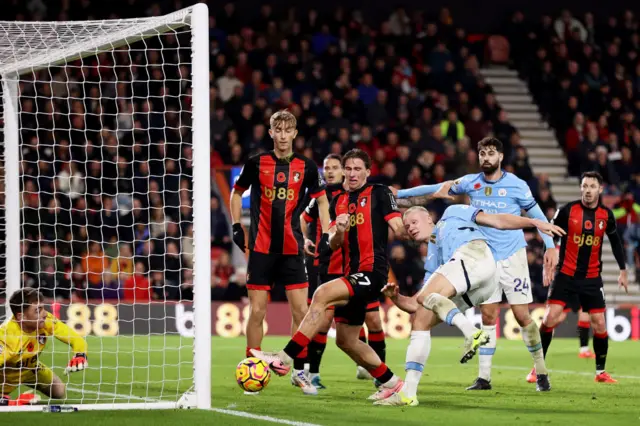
<box><xmin>1</xmin><ymin>288</ymin><xmax>88</xmax><ymax>405</ymax></box>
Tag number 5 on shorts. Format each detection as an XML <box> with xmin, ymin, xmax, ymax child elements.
<box><xmin>352</xmin><ymin>273</ymin><xmax>371</xmax><ymax>286</ymax></box>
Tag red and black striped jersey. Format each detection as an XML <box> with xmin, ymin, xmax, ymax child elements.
<box><xmin>329</xmin><ymin>183</ymin><xmax>401</xmax><ymax>278</ymax></box>
<box><xmin>233</xmin><ymin>152</ymin><xmax>326</xmax><ymax>255</ymax></box>
<box><xmin>552</xmin><ymin>200</ymin><xmax>618</xmax><ymax>279</ymax></box>
<box><xmin>303</xmin><ymin>182</ymin><xmax>344</xmax><ymax>275</ymax></box>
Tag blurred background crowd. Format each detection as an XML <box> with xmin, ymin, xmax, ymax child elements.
<box><xmin>2</xmin><ymin>0</ymin><xmax>639</xmax><ymax>303</ymax></box>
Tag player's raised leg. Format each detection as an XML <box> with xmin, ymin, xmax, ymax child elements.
<box><xmin>251</xmin><ymin>277</ymin><xmax>351</xmax><ymax>376</ymax></box>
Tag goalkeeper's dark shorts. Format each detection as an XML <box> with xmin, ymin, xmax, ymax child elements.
<box><xmin>246</xmin><ymin>251</ymin><xmax>308</xmax><ymax>292</ymax></box>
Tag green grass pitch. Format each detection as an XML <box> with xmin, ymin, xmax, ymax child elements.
<box><xmin>3</xmin><ymin>335</ymin><xmax>640</xmax><ymax>425</ymax></box>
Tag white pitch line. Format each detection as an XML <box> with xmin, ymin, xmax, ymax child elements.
<box><xmin>210</xmin><ymin>408</ymin><xmax>323</xmax><ymax>426</ymax></box>
<box><xmin>67</xmin><ymin>386</ymin><xmax>323</xmax><ymax>425</ymax></box>
<box><xmin>66</xmin><ymin>386</ymin><xmax>164</xmax><ymax>402</ymax></box>
<box><xmin>492</xmin><ymin>364</ymin><xmax>640</xmax><ymax>380</ymax></box>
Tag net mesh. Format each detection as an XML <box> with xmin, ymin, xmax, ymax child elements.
<box><xmin>0</xmin><ymin>12</ymin><xmax>197</xmax><ymax>405</ymax></box>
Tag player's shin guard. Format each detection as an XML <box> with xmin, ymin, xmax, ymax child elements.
<box><xmin>402</xmin><ymin>331</ymin><xmax>431</xmax><ymax>398</ymax></box>
<box><xmin>522</xmin><ymin>321</ymin><xmax>548</xmax><ymax>375</ymax></box>
<box><xmin>308</xmin><ymin>332</ymin><xmax>328</xmax><ymax>374</ymax></box>
<box><xmin>368</xmin><ymin>330</ymin><xmax>386</xmax><ymax>363</ymax></box>
<box><xmin>423</xmin><ymin>293</ymin><xmax>477</xmax><ymax>338</ymax></box>
<box><xmin>283</xmin><ymin>331</ymin><xmax>311</xmax><ymax>362</ymax></box>
<box><xmin>593</xmin><ymin>331</ymin><xmax>609</xmax><ymax>373</ymax></box>
<box><xmin>478</xmin><ymin>325</ymin><xmax>496</xmax><ymax>382</ymax></box>
<box><xmin>539</xmin><ymin>324</ymin><xmax>554</xmax><ymax>358</ymax></box>
<box><xmin>578</xmin><ymin>321</ymin><xmax>590</xmax><ymax>350</ymax></box>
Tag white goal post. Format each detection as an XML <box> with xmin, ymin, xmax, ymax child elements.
<box><xmin>0</xmin><ymin>3</ymin><xmax>210</xmax><ymax>411</ymax></box>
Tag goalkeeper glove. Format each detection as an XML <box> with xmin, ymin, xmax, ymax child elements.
<box><xmin>65</xmin><ymin>353</ymin><xmax>88</xmax><ymax>375</ymax></box>
<box><xmin>232</xmin><ymin>223</ymin><xmax>246</xmax><ymax>252</ymax></box>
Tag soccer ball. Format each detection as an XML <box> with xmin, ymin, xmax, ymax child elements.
<box><xmin>236</xmin><ymin>357</ymin><xmax>271</xmax><ymax>393</ymax></box>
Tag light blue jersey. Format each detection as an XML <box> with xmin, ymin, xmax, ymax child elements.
<box><xmin>423</xmin><ymin>204</ymin><xmax>487</xmax><ymax>280</ymax></box>
<box><xmin>449</xmin><ymin>172</ymin><xmax>535</xmax><ymax>261</ymax></box>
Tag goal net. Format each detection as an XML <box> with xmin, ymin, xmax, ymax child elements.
<box><xmin>0</xmin><ymin>4</ymin><xmax>211</xmax><ymax>411</ymax></box>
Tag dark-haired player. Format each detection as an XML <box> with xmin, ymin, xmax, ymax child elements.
<box><xmin>394</xmin><ymin>137</ymin><xmax>554</xmax><ymax>391</ymax></box>
<box><xmin>230</xmin><ymin>110</ymin><xmax>331</xmax><ymax>395</ymax></box>
<box><xmin>1</xmin><ymin>288</ymin><xmax>88</xmax><ymax>406</ymax></box>
<box><xmin>532</xmin><ymin>171</ymin><xmax>628</xmax><ymax>383</ymax></box>
<box><xmin>252</xmin><ymin>149</ymin><xmax>408</xmax><ymax>400</ymax></box>
<box><xmin>300</xmin><ymin>154</ymin><xmax>387</xmax><ymax>389</ymax></box>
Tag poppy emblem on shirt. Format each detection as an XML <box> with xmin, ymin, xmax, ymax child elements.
<box><xmin>474</xmin><ymin>183</ymin><xmax>482</xmax><ymax>190</ymax></box>
<box><xmin>349</xmin><ymin>203</ymin><xmax>357</xmax><ymax>214</ymax></box>
<box><xmin>277</xmin><ymin>172</ymin><xmax>286</xmax><ymax>183</ymax></box>
<box><xmin>584</xmin><ymin>220</ymin><xmax>593</xmax><ymax>230</ymax></box>
<box><xmin>484</xmin><ymin>187</ymin><xmax>492</xmax><ymax>196</ymax></box>
<box><xmin>27</xmin><ymin>342</ymin><xmax>34</xmax><ymax>352</ymax></box>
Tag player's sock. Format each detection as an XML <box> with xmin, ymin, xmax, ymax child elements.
<box><xmin>368</xmin><ymin>330</ymin><xmax>386</xmax><ymax>363</ymax></box>
<box><xmin>246</xmin><ymin>346</ymin><xmax>261</xmax><ymax>358</ymax></box>
<box><xmin>308</xmin><ymin>332</ymin><xmax>328</xmax><ymax>374</ymax></box>
<box><xmin>539</xmin><ymin>324</ymin><xmax>554</xmax><ymax>358</ymax></box>
<box><xmin>593</xmin><ymin>331</ymin><xmax>609</xmax><ymax>373</ymax></box>
<box><xmin>294</xmin><ymin>346</ymin><xmax>308</xmax><ymax>371</ymax></box>
<box><xmin>522</xmin><ymin>321</ymin><xmax>548</xmax><ymax>375</ymax></box>
<box><xmin>478</xmin><ymin>325</ymin><xmax>496</xmax><ymax>382</ymax></box>
<box><xmin>578</xmin><ymin>321</ymin><xmax>590</xmax><ymax>350</ymax></box>
<box><xmin>402</xmin><ymin>330</ymin><xmax>431</xmax><ymax>399</ymax></box>
<box><xmin>359</xmin><ymin>327</ymin><xmax>367</xmax><ymax>344</ymax></box>
<box><xmin>283</xmin><ymin>331</ymin><xmax>311</xmax><ymax>361</ymax></box>
<box><xmin>367</xmin><ymin>363</ymin><xmax>396</xmax><ymax>386</ymax></box>
<box><xmin>423</xmin><ymin>293</ymin><xmax>476</xmax><ymax>338</ymax></box>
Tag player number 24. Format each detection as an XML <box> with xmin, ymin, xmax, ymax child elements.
<box><xmin>66</xmin><ymin>303</ymin><xmax>119</xmax><ymax>337</ymax></box>
<box><xmin>513</xmin><ymin>278</ymin><xmax>529</xmax><ymax>293</ymax></box>
<box><xmin>263</xmin><ymin>186</ymin><xmax>295</xmax><ymax>201</ymax></box>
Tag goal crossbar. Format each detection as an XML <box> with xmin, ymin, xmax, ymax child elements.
<box><xmin>0</xmin><ymin>7</ymin><xmax>193</xmax><ymax>76</ymax></box>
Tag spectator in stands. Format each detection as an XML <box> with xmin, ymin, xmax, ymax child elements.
<box><xmin>123</xmin><ymin>262</ymin><xmax>152</xmax><ymax>302</ymax></box>
<box><xmin>440</xmin><ymin>109</ymin><xmax>465</xmax><ymax>142</ymax></box>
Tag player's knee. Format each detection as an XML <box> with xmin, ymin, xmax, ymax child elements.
<box><xmin>513</xmin><ymin>311</ymin><xmax>532</xmax><ymax>327</ymax></box>
<box><xmin>365</xmin><ymin>311</ymin><xmax>382</xmax><ymax>329</ymax></box>
<box><xmin>248</xmin><ymin>303</ymin><xmax>267</xmax><ymax>323</ymax></box>
<box><xmin>590</xmin><ymin>314</ymin><xmax>606</xmax><ymax>333</ymax></box>
<box><xmin>50</xmin><ymin>382</ymin><xmax>66</xmax><ymax>400</ymax></box>
<box><xmin>335</xmin><ymin>333</ymin><xmax>355</xmax><ymax>352</ymax></box>
<box><xmin>291</xmin><ymin>302</ymin><xmax>308</xmax><ymax>323</ymax></box>
<box><xmin>481</xmin><ymin>309</ymin><xmax>498</xmax><ymax>326</ymax></box>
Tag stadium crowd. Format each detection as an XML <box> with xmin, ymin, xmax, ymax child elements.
<box><xmin>3</xmin><ymin>1</ymin><xmax>638</xmax><ymax>303</ymax></box>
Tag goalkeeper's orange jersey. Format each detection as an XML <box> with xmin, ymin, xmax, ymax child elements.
<box><xmin>0</xmin><ymin>312</ymin><xmax>87</xmax><ymax>369</ymax></box>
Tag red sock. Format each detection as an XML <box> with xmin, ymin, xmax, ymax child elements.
<box><xmin>246</xmin><ymin>346</ymin><xmax>261</xmax><ymax>358</ymax></box>
<box><xmin>367</xmin><ymin>363</ymin><xmax>394</xmax><ymax>384</ymax></box>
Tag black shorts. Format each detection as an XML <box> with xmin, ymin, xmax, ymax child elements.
<box><xmin>246</xmin><ymin>251</ymin><xmax>308</xmax><ymax>291</ymax></box>
<box><xmin>334</xmin><ymin>271</ymin><xmax>386</xmax><ymax>326</ymax></box>
<box><xmin>548</xmin><ymin>273</ymin><xmax>605</xmax><ymax>314</ymax></box>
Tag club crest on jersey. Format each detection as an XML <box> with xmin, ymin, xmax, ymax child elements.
<box><xmin>498</xmin><ymin>188</ymin><xmax>507</xmax><ymax>196</ymax></box>
<box><xmin>38</xmin><ymin>336</ymin><xmax>46</xmax><ymax>345</ymax></box>
<box><xmin>277</xmin><ymin>172</ymin><xmax>286</xmax><ymax>183</ymax></box>
<box><xmin>473</xmin><ymin>183</ymin><xmax>482</xmax><ymax>190</ymax></box>
<box><xmin>349</xmin><ymin>203</ymin><xmax>357</xmax><ymax>213</ymax></box>
<box><xmin>293</xmin><ymin>172</ymin><xmax>301</xmax><ymax>182</ymax></box>
<box><xmin>484</xmin><ymin>187</ymin><xmax>492</xmax><ymax>196</ymax></box>
<box><xmin>585</xmin><ymin>220</ymin><xmax>593</xmax><ymax>230</ymax></box>
<box><xmin>598</xmin><ymin>220</ymin><xmax>605</xmax><ymax>230</ymax></box>
<box><xmin>360</xmin><ymin>197</ymin><xmax>367</xmax><ymax>207</ymax></box>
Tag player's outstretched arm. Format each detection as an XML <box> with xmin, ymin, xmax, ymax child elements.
<box><xmin>475</xmin><ymin>212</ymin><xmax>566</xmax><ymax>237</ymax></box>
<box><xmin>381</xmin><ymin>282</ymin><xmax>419</xmax><ymax>314</ymax></box>
<box><xmin>48</xmin><ymin>313</ymin><xmax>88</xmax><ymax>374</ymax></box>
<box><xmin>392</xmin><ymin>181</ymin><xmax>455</xmax><ymax>208</ymax></box>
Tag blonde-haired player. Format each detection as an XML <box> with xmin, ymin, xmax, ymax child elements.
<box><xmin>1</xmin><ymin>288</ymin><xmax>88</xmax><ymax>405</ymax></box>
